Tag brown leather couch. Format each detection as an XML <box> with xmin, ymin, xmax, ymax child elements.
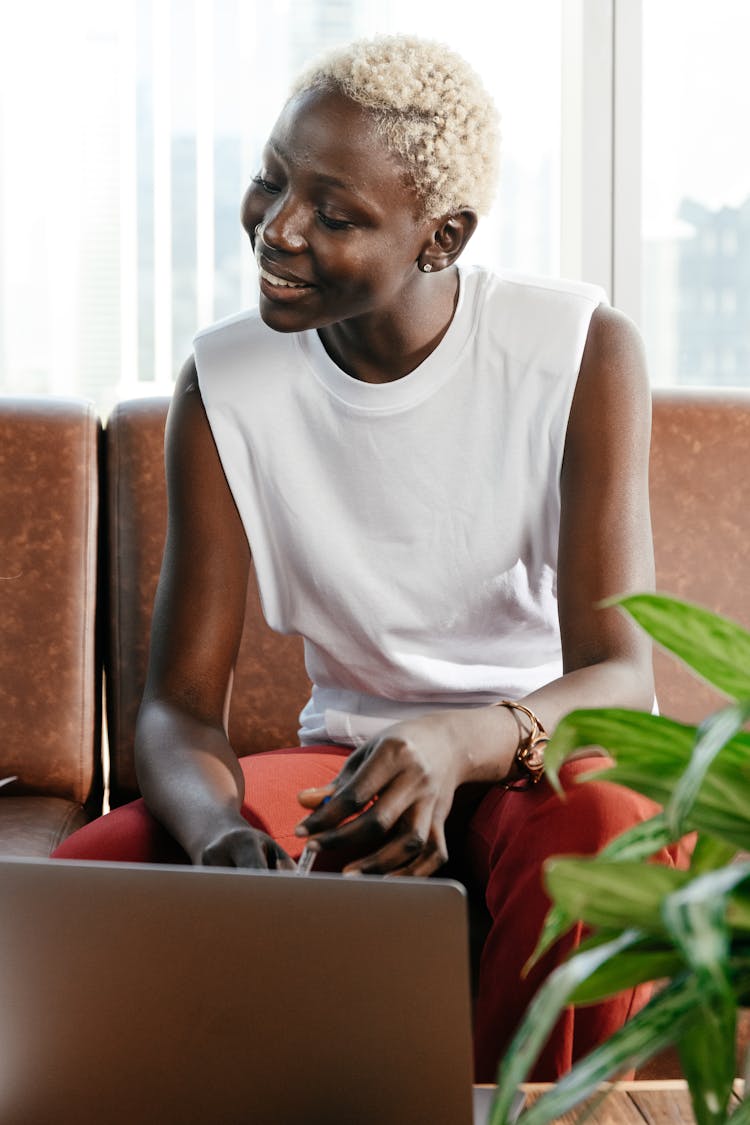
<box><xmin>2</xmin><ymin>388</ymin><xmax>749</xmax><ymax>851</ymax></box>
<box><xmin>650</xmin><ymin>389</ymin><xmax>750</xmax><ymax>722</ymax></box>
<box><xmin>105</xmin><ymin>387</ymin><xmax>750</xmax><ymax>808</ymax></box>
<box><xmin>0</xmin><ymin>398</ymin><xmax>101</xmax><ymax>855</ymax></box>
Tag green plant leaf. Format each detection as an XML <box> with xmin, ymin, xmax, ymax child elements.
<box><xmin>544</xmin><ymin>858</ymin><xmax>690</xmax><ymax>935</ymax></box>
<box><xmin>677</xmin><ymin>1012</ymin><xmax>735</xmax><ymax>1125</ymax></box>
<box><xmin>661</xmin><ymin>869</ymin><xmax>741</xmax><ymax>1125</ymax></box>
<box><xmin>590</xmin><ymin>761</ymin><xmax>750</xmax><ymax>852</ymax></box>
<box><xmin>546</xmin><ymin>709</ymin><xmax>750</xmax><ymax>851</ymax></box>
<box><xmin>690</xmin><ymin>833</ymin><xmax>738</xmax><ymax>876</ymax></box>
<box><xmin>666</xmin><ymin>700</ymin><xmax>750</xmax><ymax>837</ymax></box>
<box><xmin>610</xmin><ymin>593</ymin><xmax>750</xmax><ymax>700</ymax></box>
<box><xmin>501</xmin><ymin>971</ymin><xmax>704</xmax><ymax>1125</ymax></box>
<box><xmin>729</xmin><ymin>959</ymin><xmax>750</xmax><ymax>1006</ymax></box>
<box><xmin>598</xmin><ymin>812</ymin><xmax>674</xmax><ymax>862</ymax></box>
<box><xmin>727</xmin><ymin>892</ymin><xmax>750</xmax><ymax>933</ymax></box>
<box><xmin>544</xmin><ymin>709</ymin><xmax>697</xmax><ymax>792</ymax></box>
<box><xmin>531</xmin><ymin>862</ymin><xmax>750</xmax><ymax>998</ymax></box>
<box><xmin>569</xmin><ymin>946</ymin><xmax>684</xmax><ymax>1003</ymax></box>
<box><xmin>726</xmin><ymin>1097</ymin><xmax>750</xmax><ymax>1125</ymax></box>
<box><xmin>489</xmin><ymin>929</ymin><xmax>643</xmax><ymax>1125</ymax></box>
<box><xmin>499</xmin><ymin>593</ymin><xmax>750</xmax><ymax>1124</ymax></box>
<box><xmin>524</xmin><ymin>902</ymin><xmax>575</xmax><ymax>971</ymax></box>
<box><xmin>662</xmin><ymin>862</ymin><xmax>750</xmax><ymax>965</ymax></box>
<box><xmin>526</xmin><ymin>815</ymin><xmax>675</xmax><ymax>972</ymax></box>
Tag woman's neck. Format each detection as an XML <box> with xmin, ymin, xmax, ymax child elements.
<box><xmin>317</xmin><ymin>267</ymin><xmax>460</xmax><ymax>384</ymax></box>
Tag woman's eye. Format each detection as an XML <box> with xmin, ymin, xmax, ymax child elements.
<box><xmin>252</xmin><ymin>175</ymin><xmax>280</xmax><ymax>194</ymax></box>
<box><xmin>317</xmin><ymin>211</ymin><xmax>352</xmax><ymax>231</ymax></box>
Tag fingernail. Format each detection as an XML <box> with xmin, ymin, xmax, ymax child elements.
<box><xmin>299</xmin><ymin>787</ymin><xmax>335</xmax><ymax>805</ymax></box>
<box><xmin>295</xmin><ymin>824</ymin><xmax>309</xmax><ymax>837</ymax></box>
<box><xmin>342</xmin><ymin>866</ymin><xmax>360</xmax><ymax>877</ymax></box>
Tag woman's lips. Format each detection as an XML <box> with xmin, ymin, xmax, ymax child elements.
<box><xmin>258</xmin><ymin>264</ymin><xmax>311</xmax><ymax>289</ymax></box>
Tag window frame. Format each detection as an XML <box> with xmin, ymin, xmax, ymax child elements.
<box><xmin>561</xmin><ymin>0</ymin><xmax>642</xmax><ymax>323</ymax></box>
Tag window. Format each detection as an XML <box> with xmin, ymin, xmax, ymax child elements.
<box><xmin>640</xmin><ymin>0</ymin><xmax>750</xmax><ymax>386</ymax></box>
<box><xmin>2</xmin><ymin>1</ymin><xmax>748</xmax><ymax>412</ymax></box>
<box><xmin>0</xmin><ymin>0</ymin><xmax>562</xmax><ymax>415</ymax></box>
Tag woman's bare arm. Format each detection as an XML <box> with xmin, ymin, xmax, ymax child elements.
<box><xmin>135</xmin><ymin>358</ymin><xmax>294</xmax><ymax>868</ymax></box>
<box><xmin>525</xmin><ymin>301</ymin><xmax>655</xmax><ymax>716</ymax></box>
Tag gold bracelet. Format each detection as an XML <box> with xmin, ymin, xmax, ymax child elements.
<box><xmin>496</xmin><ymin>700</ymin><xmax>549</xmax><ymax>789</ymax></box>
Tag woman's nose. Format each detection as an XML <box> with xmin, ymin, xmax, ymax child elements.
<box><xmin>260</xmin><ymin>196</ymin><xmax>308</xmax><ymax>254</ymax></box>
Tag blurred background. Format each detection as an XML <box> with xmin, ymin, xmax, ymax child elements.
<box><xmin>0</xmin><ymin>0</ymin><xmax>747</xmax><ymax>415</ymax></box>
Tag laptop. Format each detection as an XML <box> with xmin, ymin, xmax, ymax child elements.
<box><xmin>0</xmin><ymin>856</ymin><xmax>520</xmax><ymax>1124</ymax></box>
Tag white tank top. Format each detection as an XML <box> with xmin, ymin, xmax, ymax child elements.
<box><xmin>194</xmin><ymin>265</ymin><xmax>606</xmax><ymax>745</ymax></box>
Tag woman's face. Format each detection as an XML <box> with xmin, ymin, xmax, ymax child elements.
<box><xmin>242</xmin><ymin>88</ymin><xmax>439</xmax><ymax>334</ymax></box>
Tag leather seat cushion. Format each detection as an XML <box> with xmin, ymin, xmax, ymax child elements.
<box><xmin>0</xmin><ymin>797</ymin><xmax>89</xmax><ymax>857</ymax></box>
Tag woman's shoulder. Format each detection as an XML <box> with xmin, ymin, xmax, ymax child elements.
<box><xmin>193</xmin><ymin>305</ymin><xmax>273</xmax><ymax>353</ymax></box>
<box><xmin>192</xmin><ymin>305</ymin><xmax>301</xmax><ymax>397</ymax></box>
<box><xmin>461</xmin><ymin>265</ymin><xmax>608</xmax><ymax>375</ymax></box>
<box><xmin>463</xmin><ymin>264</ymin><xmax>607</xmax><ymax>312</ymax></box>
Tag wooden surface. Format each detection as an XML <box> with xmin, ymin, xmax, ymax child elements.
<box><xmin>516</xmin><ymin>1080</ymin><xmax>746</xmax><ymax>1123</ymax></box>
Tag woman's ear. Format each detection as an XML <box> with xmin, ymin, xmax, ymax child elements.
<box><xmin>419</xmin><ymin>209</ymin><xmax>479</xmax><ymax>273</ymax></box>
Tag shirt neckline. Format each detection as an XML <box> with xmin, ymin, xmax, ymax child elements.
<box><xmin>295</xmin><ymin>264</ymin><xmax>478</xmax><ymax>413</ymax></box>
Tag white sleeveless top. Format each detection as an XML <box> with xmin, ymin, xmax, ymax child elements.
<box><xmin>194</xmin><ymin>265</ymin><xmax>606</xmax><ymax>745</ymax></box>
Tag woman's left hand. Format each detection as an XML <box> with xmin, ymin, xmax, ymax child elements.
<box><xmin>295</xmin><ymin>714</ymin><xmax>470</xmax><ymax>877</ymax></box>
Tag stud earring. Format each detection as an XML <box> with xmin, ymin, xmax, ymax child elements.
<box><xmin>422</xmin><ymin>263</ymin><xmax>432</xmax><ymax>273</ymax></box>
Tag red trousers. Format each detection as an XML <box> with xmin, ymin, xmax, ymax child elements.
<box><xmin>53</xmin><ymin>746</ymin><xmax>684</xmax><ymax>1082</ymax></box>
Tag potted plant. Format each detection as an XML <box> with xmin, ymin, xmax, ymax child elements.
<box><xmin>490</xmin><ymin>593</ymin><xmax>750</xmax><ymax>1125</ymax></box>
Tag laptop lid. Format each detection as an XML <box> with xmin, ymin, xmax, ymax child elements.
<box><xmin>0</xmin><ymin>857</ymin><xmax>476</xmax><ymax>1125</ymax></box>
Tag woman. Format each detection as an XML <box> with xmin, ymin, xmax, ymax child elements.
<box><xmin>56</xmin><ymin>35</ymin><xmax>683</xmax><ymax>1080</ymax></box>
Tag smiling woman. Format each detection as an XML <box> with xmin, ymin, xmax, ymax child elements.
<box><xmin>54</xmin><ymin>33</ymin><xmax>688</xmax><ymax>1086</ymax></box>
<box><xmin>243</xmin><ymin>83</ymin><xmax>480</xmax><ymax>376</ymax></box>
<box><xmin>240</xmin><ymin>35</ymin><xmax>497</xmax><ymax>379</ymax></box>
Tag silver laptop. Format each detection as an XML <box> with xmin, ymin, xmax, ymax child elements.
<box><xmin>0</xmin><ymin>856</ymin><xmax>513</xmax><ymax>1125</ymax></box>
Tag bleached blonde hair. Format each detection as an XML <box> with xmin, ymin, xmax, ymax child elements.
<box><xmin>289</xmin><ymin>35</ymin><xmax>500</xmax><ymax>218</ymax></box>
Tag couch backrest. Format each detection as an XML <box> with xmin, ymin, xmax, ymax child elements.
<box><xmin>0</xmin><ymin>397</ymin><xmax>100</xmax><ymax>804</ymax></box>
<box><xmin>105</xmin><ymin>399</ymin><xmax>309</xmax><ymax>807</ymax></box>
<box><xmin>650</xmin><ymin>388</ymin><xmax>750</xmax><ymax>723</ymax></box>
<box><xmin>105</xmin><ymin>389</ymin><xmax>750</xmax><ymax>806</ymax></box>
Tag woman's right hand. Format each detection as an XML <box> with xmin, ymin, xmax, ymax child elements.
<box><xmin>197</xmin><ymin>817</ymin><xmax>296</xmax><ymax>870</ymax></box>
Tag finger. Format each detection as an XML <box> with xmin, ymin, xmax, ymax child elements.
<box><xmin>296</xmin><ymin>745</ymin><xmax>406</xmax><ymax>837</ymax></box>
<box><xmin>296</xmin><ymin>784</ymin><xmax>336</xmax><ymax>810</ymax></box>
<box><xmin>303</xmin><ymin>771</ymin><xmax>420</xmax><ymax>853</ymax></box>
<box><xmin>297</xmin><ymin>743</ymin><xmax>371</xmax><ymax>804</ymax></box>
<box><xmin>267</xmin><ymin>841</ymin><xmax>297</xmax><ymax>872</ymax></box>
<box><xmin>345</xmin><ymin>798</ymin><xmax>450</xmax><ymax>877</ymax></box>
<box><xmin>386</xmin><ymin>853</ymin><xmax>445</xmax><ymax>878</ymax></box>
<box><xmin>385</xmin><ymin>834</ymin><xmax>449</xmax><ymax>878</ymax></box>
<box><xmin>343</xmin><ymin>806</ymin><xmax>445</xmax><ymax>876</ymax></box>
<box><xmin>295</xmin><ymin>747</ymin><xmax>368</xmax><ymax>817</ymax></box>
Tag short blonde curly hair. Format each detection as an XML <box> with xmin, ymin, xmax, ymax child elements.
<box><xmin>290</xmin><ymin>35</ymin><xmax>500</xmax><ymax>218</ymax></box>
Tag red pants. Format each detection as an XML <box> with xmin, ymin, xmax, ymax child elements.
<box><xmin>53</xmin><ymin>746</ymin><xmax>684</xmax><ymax>1082</ymax></box>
